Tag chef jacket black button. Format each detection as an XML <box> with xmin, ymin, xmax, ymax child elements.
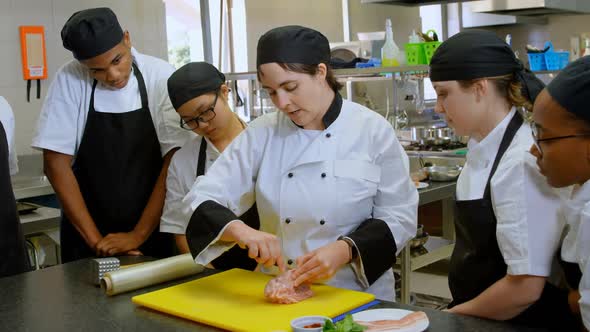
<box><xmin>285</xmin><ymin>218</ymin><xmax>291</xmax><ymax>224</ymax></box>
<box><xmin>288</xmin><ymin>172</ymin><xmax>293</xmax><ymax>178</ymax></box>
<box><xmin>325</xmin><ymin>133</ymin><xmax>331</xmax><ymax>138</ymax></box>
<box><xmin>320</xmin><ymin>219</ymin><xmax>326</xmax><ymax>225</ymax></box>
<box><xmin>287</xmin><ymin>259</ymin><xmax>293</xmax><ymax>265</ymax></box>
<box><xmin>321</xmin><ymin>173</ymin><xmax>326</xmax><ymax>178</ymax></box>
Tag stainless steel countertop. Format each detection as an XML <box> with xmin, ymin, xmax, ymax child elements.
<box><xmin>418</xmin><ymin>181</ymin><xmax>456</xmax><ymax>206</ymax></box>
<box><xmin>11</xmin><ymin>175</ymin><xmax>54</xmax><ymax>200</ymax></box>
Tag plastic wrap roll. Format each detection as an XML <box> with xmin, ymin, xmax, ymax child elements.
<box><xmin>101</xmin><ymin>253</ymin><xmax>204</xmax><ymax>296</ymax></box>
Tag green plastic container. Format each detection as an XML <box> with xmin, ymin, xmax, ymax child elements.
<box><xmin>423</xmin><ymin>30</ymin><xmax>441</xmax><ymax>63</ymax></box>
<box><xmin>405</xmin><ymin>43</ymin><xmax>426</xmax><ymax>65</ymax></box>
<box><xmin>404</xmin><ymin>30</ymin><xmax>442</xmax><ymax>65</ymax></box>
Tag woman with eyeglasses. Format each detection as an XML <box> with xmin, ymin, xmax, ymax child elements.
<box><xmin>181</xmin><ymin>26</ymin><xmax>418</xmax><ymax>300</ymax></box>
<box><xmin>429</xmin><ymin>30</ymin><xmax>576</xmax><ymax>329</ymax></box>
<box><xmin>160</xmin><ymin>62</ymin><xmax>259</xmax><ymax>271</ymax></box>
<box><xmin>530</xmin><ymin>56</ymin><xmax>590</xmax><ymax>331</ymax></box>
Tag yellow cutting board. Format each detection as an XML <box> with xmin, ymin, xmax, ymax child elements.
<box><xmin>132</xmin><ymin>268</ymin><xmax>375</xmax><ymax>332</ymax></box>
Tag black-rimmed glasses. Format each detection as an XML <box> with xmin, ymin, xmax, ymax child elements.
<box><xmin>531</xmin><ymin>122</ymin><xmax>590</xmax><ymax>153</ymax></box>
<box><xmin>180</xmin><ymin>92</ymin><xmax>219</xmax><ymax>130</ymax></box>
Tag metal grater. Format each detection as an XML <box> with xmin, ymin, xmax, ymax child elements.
<box><xmin>90</xmin><ymin>257</ymin><xmax>120</xmax><ymax>285</ymax></box>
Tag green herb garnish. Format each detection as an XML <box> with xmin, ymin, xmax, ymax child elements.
<box><xmin>323</xmin><ymin>315</ymin><xmax>366</xmax><ymax>332</ymax></box>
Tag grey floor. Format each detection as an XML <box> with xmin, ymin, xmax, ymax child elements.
<box><xmin>410</xmin><ymin>259</ymin><xmax>452</xmax><ymax>309</ymax></box>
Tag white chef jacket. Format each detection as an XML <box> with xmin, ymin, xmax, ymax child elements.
<box><xmin>457</xmin><ymin>108</ymin><xmax>564</xmax><ymax>276</ymax></box>
<box><xmin>0</xmin><ymin>97</ymin><xmax>17</xmax><ymax>175</ymax></box>
<box><xmin>160</xmin><ymin>135</ymin><xmax>220</xmax><ymax>235</ymax></box>
<box><xmin>559</xmin><ymin>181</ymin><xmax>590</xmax><ymax>329</ymax></box>
<box><xmin>31</xmin><ymin>48</ymin><xmax>190</xmax><ymax>158</ymax></box>
<box><xmin>183</xmin><ymin>99</ymin><xmax>419</xmax><ymax>300</ymax></box>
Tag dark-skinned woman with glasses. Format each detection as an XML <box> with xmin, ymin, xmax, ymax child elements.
<box><xmin>429</xmin><ymin>30</ymin><xmax>577</xmax><ymax>330</ymax></box>
<box><xmin>160</xmin><ymin>62</ymin><xmax>259</xmax><ymax>271</ymax></box>
<box><xmin>530</xmin><ymin>56</ymin><xmax>590</xmax><ymax>331</ymax></box>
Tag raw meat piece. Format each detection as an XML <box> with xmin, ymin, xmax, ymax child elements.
<box><xmin>357</xmin><ymin>311</ymin><xmax>428</xmax><ymax>331</ymax></box>
<box><xmin>264</xmin><ymin>270</ymin><xmax>313</xmax><ymax>304</ymax></box>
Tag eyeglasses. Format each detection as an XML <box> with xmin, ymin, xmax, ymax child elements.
<box><xmin>180</xmin><ymin>92</ymin><xmax>219</xmax><ymax>130</ymax></box>
<box><xmin>531</xmin><ymin>122</ymin><xmax>590</xmax><ymax>154</ymax></box>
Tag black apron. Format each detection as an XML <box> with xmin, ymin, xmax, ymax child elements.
<box><xmin>60</xmin><ymin>63</ymin><xmax>174</xmax><ymax>263</ymax></box>
<box><xmin>195</xmin><ymin>138</ymin><xmax>259</xmax><ymax>271</ymax></box>
<box><xmin>448</xmin><ymin>112</ymin><xmax>576</xmax><ymax>330</ymax></box>
<box><xmin>559</xmin><ymin>247</ymin><xmax>583</xmax><ymax>290</ymax></box>
<box><xmin>0</xmin><ymin>121</ymin><xmax>30</xmax><ymax>277</ymax></box>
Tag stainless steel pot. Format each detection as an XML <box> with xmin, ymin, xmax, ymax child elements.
<box><xmin>410</xmin><ymin>127</ymin><xmax>427</xmax><ymax>141</ymax></box>
<box><xmin>424</xmin><ymin>165</ymin><xmax>463</xmax><ymax>182</ymax></box>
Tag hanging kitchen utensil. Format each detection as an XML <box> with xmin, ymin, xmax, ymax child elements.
<box><xmin>19</xmin><ymin>26</ymin><xmax>47</xmax><ymax>102</ymax></box>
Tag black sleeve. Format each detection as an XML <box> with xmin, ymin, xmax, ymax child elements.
<box><xmin>347</xmin><ymin>218</ymin><xmax>397</xmax><ymax>285</ymax></box>
<box><xmin>185</xmin><ymin>200</ymin><xmax>238</xmax><ymax>259</ymax></box>
<box><xmin>186</xmin><ymin>200</ymin><xmax>260</xmax><ymax>271</ymax></box>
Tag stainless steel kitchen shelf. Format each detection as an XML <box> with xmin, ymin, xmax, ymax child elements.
<box><xmin>406</xmin><ymin>150</ymin><xmax>467</xmax><ymax>159</ymax></box>
<box><xmin>410</xmin><ymin>237</ymin><xmax>454</xmax><ymax>271</ymax></box>
<box><xmin>20</xmin><ymin>207</ymin><xmax>60</xmax><ymax>236</ymax></box>
<box><xmin>399</xmin><ymin>180</ymin><xmax>457</xmax><ymax>304</ymax></box>
<box><xmin>334</xmin><ymin>65</ymin><xmax>430</xmax><ymax>76</ymax></box>
<box><xmin>12</xmin><ymin>176</ymin><xmax>54</xmax><ymax>200</ymax></box>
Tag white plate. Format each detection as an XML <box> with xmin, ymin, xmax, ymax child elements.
<box><xmin>352</xmin><ymin>309</ymin><xmax>429</xmax><ymax>332</ymax></box>
<box><xmin>416</xmin><ymin>182</ymin><xmax>429</xmax><ymax>189</ymax></box>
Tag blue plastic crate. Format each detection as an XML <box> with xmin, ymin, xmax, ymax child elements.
<box><xmin>528</xmin><ymin>41</ymin><xmax>569</xmax><ymax>71</ymax></box>
<box><xmin>545</xmin><ymin>51</ymin><xmax>569</xmax><ymax>70</ymax></box>
<box><xmin>528</xmin><ymin>52</ymin><xmax>546</xmax><ymax>71</ymax></box>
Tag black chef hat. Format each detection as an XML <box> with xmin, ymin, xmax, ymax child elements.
<box><xmin>61</xmin><ymin>7</ymin><xmax>124</xmax><ymax>60</ymax></box>
<box><xmin>547</xmin><ymin>56</ymin><xmax>590</xmax><ymax>122</ymax></box>
<box><xmin>256</xmin><ymin>25</ymin><xmax>331</xmax><ymax>67</ymax></box>
<box><xmin>167</xmin><ymin>62</ymin><xmax>226</xmax><ymax>110</ymax></box>
<box><xmin>430</xmin><ymin>29</ymin><xmax>545</xmax><ymax>103</ymax></box>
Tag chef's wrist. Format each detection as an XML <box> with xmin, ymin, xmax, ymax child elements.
<box><xmin>337</xmin><ymin>236</ymin><xmax>358</xmax><ymax>264</ymax></box>
<box><xmin>130</xmin><ymin>227</ymin><xmax>149</xmax><ymax>245</ymax></box>
<box><xmin>568</xmin><ymin>290</ymin><xmax>581</xmax><ymax>314</ymax></box>
<box><xmin>220</xmin><ymin>220</ymin><xmax>246</xmax><ymax>242</ymax></box>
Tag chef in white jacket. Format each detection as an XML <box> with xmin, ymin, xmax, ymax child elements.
<box><xmin>183</xmin><ymin>25</ymin><xmax>418</xmax><ymax>301</ymax></box>
<box><xmin>0</xmin><ymin>96</ymin><xmax>30</xmax><ymax>277</ymax></box>
<box><xmin>161</xmin><ymin>62</ymin><xmax>258</xmax><ymax>271</ymax></box>
<box><xmin>31</xmin><ymin>8</ymin><xmax>190</xmax><ymax>262</ymax></box>
<box><xmin>429</xmin><ymin>30</ymin><xmax>572</xmax><ymax>330</ymax></box>
<box><xmin>530</xmin><ymin>56</ymin><xmax>590</xmax><ymax>330</ymax></box>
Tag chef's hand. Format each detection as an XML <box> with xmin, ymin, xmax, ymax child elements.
<box><xmin>222</xmin><ymin>221</ymin><xmax>286</xmax><ymax>272</ymax></box>
<box><xmin>95</xmin><ymin>231</ymin><xmax>143</xmax><ymax>257</ymax></box>
<box><xmin>291</xmin><ymin>240</ymin><xmax>350</xmax><ymax>286</ymax></box>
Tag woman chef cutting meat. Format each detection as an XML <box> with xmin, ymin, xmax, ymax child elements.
<box><xmin>183</xmin><ymin>25</ymin><xmax>418</xmax><ymax>300</ymax></box>
<box><xmin>160</xmin><ymin>62</ymin><xmax>259</xmax><ymax>271</ymax></box>
<box><xmin>429</xmin><ymin>30</ymin><xmax>576</xmax><ymax>329</ymax></box>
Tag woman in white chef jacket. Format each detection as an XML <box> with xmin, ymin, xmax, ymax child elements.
<box><xmin>429</xmin><ymin>30</ymin><xmax>575</xmax><ymax>329</ymax></box>
<box><xmin>182</xmin><ymin>25</ymin><xmax>418</xmax><ymax>301</ymax></box>
<box><xmin>0</xmin><ymin>96</ymin><xmax>30</xmax><ymax>277</ymax></box>
<box><xmin>530</xmin><ymin>56</ymin><xmax>590</xmax><ymax>331</ymax></box>
<box><xmin>161</xmin><ymin>62</ymin><xmax>258</xmax><ymax>271</ymax></box>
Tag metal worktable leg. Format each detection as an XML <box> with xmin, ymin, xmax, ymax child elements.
<box><xmin>399</xmin><ymin>245</ymin><xmax>411</xmax><ymax>304</ymax></box>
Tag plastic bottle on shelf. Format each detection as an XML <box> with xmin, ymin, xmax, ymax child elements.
<box><xmin>381</xmin><ymin>18</ymin><xmax>401</xmax><ymax>67</ymax></box>
<box><xmin>583</xmin><ymin>38</ymin><xmax>590</xmax><ymax>57</ymax></box>
<box><xmin>409</xmin><ymin>29</ymin><xmax>420</xmax><ymax>44</ymax></box>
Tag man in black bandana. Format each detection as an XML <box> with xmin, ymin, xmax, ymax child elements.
<box><xmin>184</xmin><ymin>25</ymin><xmax>418</xmax><ymax>300</ymax></box>
<box><xmin>32</xmin><ymin>8</ymin><xmax>190</xmax><ymax>262</ymax></box>
<box><xmin>429</xmin><ymin>30</ymin><xmax>576</xmax><ymax>329</ymax></box>
<box><xmin>531</xmin><ymin>56</ymin><xmax>590</xmax><ymax>331</ymax></box>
